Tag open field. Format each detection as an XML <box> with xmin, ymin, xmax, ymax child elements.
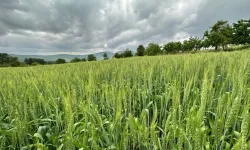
<box><xmin>0</xmin><ymin>50</ymin><xmax>250</xmax><ymax>149</ymax></box>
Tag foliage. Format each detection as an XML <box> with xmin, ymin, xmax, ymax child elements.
<box><xmin>1</xmin><ymin>50</ymin><xmax>250</xmax><ymax>149</ymax></box>
<box><xmin>182</xmin><ymin>40</ymin><xmax>193</xmax><ymax>52</ymax></box>
<box><xmin>163</xmin><ymin>42</ymin><xmax>175</xmax><ymax>54</ymax></box>
<box><xmin>103</xmin><ymin>53</ymin><xmax>109</xmax><ymax>60</ymax></box>
<box><xmin>113</xmin><ymin>52</ymin><xmax>122</xmax><ymax>58</ymax></box>
<box><xmin>145</xmin><ymin>43</ymin><xmax>162</xmax><ymax>56</ymax></box>
<box><xmin>202</xmin><ymin>39</ymin><xmax>211</xmax><ymax>50</ymax></box>
<box><xmin>233</xmin><ymin>19</ymin><xmax>250</xmax><ymax>45</ymax></box>
<box><xmin>81</xmin><ymin>58</ymin><xmax>87</xmax><ymax>62</ymax></box>
<box><xmin>87</xmin><ymin>54</ymin><xmax>97</xmax><ymax>61</ymax></box>
<box><xmin>113</xmin><ymin>49</ymin><xmax>133</xmax><ymax>59</ymax></box>
<box><xmin>24</xmin><ymin>58</ymin><xmax>46</xmax><ymax>65</ymax></box>
<box><xmin>182</xmin><ymin>37</ymin><xmax>202</xmax><ymax>51</ymax></box>
<box><xmin>136</xmin><ymin>45</ymin><xmax>145</xmax><ymax>56</ymax></box>
<box><xmin>70</xmin><ymin>57</ymin><xmax>82</xmax><ymax>63</ymax></box>
<box><xmin>0</xmin><ymin>53</ymin><xmax>21</xmax><ymax>67</ymax></box>
<box><xmin>163</xmin><ymin>41</ymin><xmax>182</xmax><ymax>54</ymax></box>
<box><xmin>122</xmin><ymin>49</ymin><xmax>133</xmax><ymax>58</ymax></box>
<box><xmin>204</xmin><ymin>20</ymin><xmax>233</xmax><ymax>50</ymax></box>
<box><xmin>56</xmin><ymin>58</ymin><xmax>66</xmax><ymax>64</ymax></box>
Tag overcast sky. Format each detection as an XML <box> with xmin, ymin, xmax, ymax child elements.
<box><xmin>0</xmin><ymin>0</ymin><xmax>249</xmax><ymax>55</ymax></box>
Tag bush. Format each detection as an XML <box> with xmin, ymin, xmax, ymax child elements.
<box><xmin>56</xmin><ymin>58</ymin><xmax>66</xmax><ymax>64</ymax></box>
<box><xmin>87</xmin><ymin>54</ymin><xmax>97</xmax><ymax>61</ymax></box>
<box><xmin>70</xmin><ymin>58</ymin><xmax>82</xmax><ymax>63</ymax></box>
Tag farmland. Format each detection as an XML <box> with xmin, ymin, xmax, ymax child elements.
<box><xmin>0</xmin><ymin>50</ymin><xmax>250</xmax><ymax>149</ymax></box>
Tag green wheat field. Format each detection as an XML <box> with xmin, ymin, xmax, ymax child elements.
<box><xmin>0</xmin><ymin>50</ymin><xmax>250</xmax><ymax>150</ymax></box>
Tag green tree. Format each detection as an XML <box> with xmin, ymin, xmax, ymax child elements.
<box><xmin>113</xmin><ymin>52</ymin><xmax>122</xmax><ymax>58</ymax></box>
<box><xmin>87</xmin><ymin>54</ymin><xmax>97</xmax><ymax>61</ymax></box>
<box><xmin>113</xmin><ymin>50</ymin><xmax>133</xmax><ymax>59</ymax></box>
<box><xmin>70</xmin><ymin>57</ymin><xmax>81</xmax><ymax>63</ymax></box>
<box><xmin>0</xmin><ymin>53</ymin><xmax>9</xmax><ymax>66</ymax></box>
<box><xmin>24</xmin><ymin>58</ymin><xmax>46</xmax><ymax>65</ymax></box>
<box><xmin>182</xmin><ymin>40</ymin><xmax>193</xmax><ymax>52</ymax></box>
<box><xmin>233</xmin><ymin>19</ymin><xmax>250</xmax><ymax>44</ymax></box>
<box><xmin>145</xmin><ymin>43</ymin><xmax>162</xmax><ymax>56</ymax></box>
<box><xmin>163</xmin><ymin>42</ymin><xmax>182</xmax><ymax>54</ymax></box>
<box><xmin>56</xmin><ymin>58</ymin><xmax>66</xmax><ymax>64</ymax></box>
<box><xmin>202</xmin><ymin>39</ymin><xmax>211</xmax><ymax>50</ymax></box>
<box><xmin>81</xmin><ymin>58</ymin><xmax>87</xmax><ymax>62</ymax></box>
<box><xmin>103</xmin><ymin>53</ymin><xmax>109</xmax><ymax>60</ymax></box>
<box><xmin>10</xmin><ymin>57</ymin><xmax>21</xmax><ymax>67</ymax></box>
<box><xmin>123</xmin><ymin>49</ymin><xmax>133</xmax><ymax>58</ymax></box>
<box><xmin>136</xmin><ymin>45</ymin><xmax>145</xmax><ymax>56</ymax></box>
<box><xmin>163</xmin><ymin>42</ymin><xmax>175</xmax><ymax>54</ymax></box>
<box><xmin>174</xmin><ymin>41</ymin><xmax>182</xmax><ymax>52</ymax></box>
<box><xmin>0</xmin><ymin>53</ymin><xmax>21</xmax><ymax>67</ymax></box>
<box><xmin>189</xmin><ymin>37</ymin><xmax>202</xmax><ymax>51</ymax></box>
<box><xmin>204</xmin><ymin>20</ymin><xmax>233</xmax><ymax>51</ymax></box>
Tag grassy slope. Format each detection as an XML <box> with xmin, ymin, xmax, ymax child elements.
<box><xmin>0</xmin><ymin>50</ymin><xmax>250</xmax><ymax>149</ymax></box>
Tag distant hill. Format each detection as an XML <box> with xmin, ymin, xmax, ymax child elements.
<box><xmin>10</xmin><ymin>52</ymin><xmax>115</xmax><ymax>62</ymax></box>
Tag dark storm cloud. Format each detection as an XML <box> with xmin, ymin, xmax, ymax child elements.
<box><xmin>0</xmin><ymin>0</ymin><xmax>249</xmax><ymax>54</ymax></box>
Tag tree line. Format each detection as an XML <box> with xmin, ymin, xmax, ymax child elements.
<box><xmin>0</xmin><ymin>18</ymin><xmax>249</xmax><ymax>67</ymax></box>
<box><xmin>0</xmin><ymin>54</ymin><xmax>98</xmax><ymax>67</ymax></box>
<box><xmin>113</xmin><ymin>19</ymin><xmax>250</xmax><ymax>58</ymax></box>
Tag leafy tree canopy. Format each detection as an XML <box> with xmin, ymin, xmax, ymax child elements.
<box><xmin>204</xmin><ymin>20</ymin><xmax>233</xmax><ymax>50</ymax></box>
<box><xmin>136</xmin><ymin>45</ymin><xmax>145</xmax><ymax>56</ymax></box>
<box><xmin>145</xmin><ymin>43</ymin><xmax>162</xmax><ymax>56</ymax></box>
<box><xmin>103</xmin><ymin>53</ymin><xmax>109</xmax><ymax>60</ymax></box>
<box><xmin>24</xmin><ymin>58</ymin><xmax>46</xmax><ymax>65</ymax></box>
<box><xmin>233</xmin><ymin>19</ymin><xmax>250</xmax><ymax>44</ymax></box>
<box><xmin>70</xmin><ymin>57</ymin><xmax>82</xmax><ymax>63</ymax></box>
<box><xmin>0</xmin><ymin>53</ymin><xmax>21</xmax><ymax>67</ymax></box>
<box><xmin>87</xmin><ymin>54</ymin><xmax>97</xmax><ymax>61</ymax></box>
<box><xmin>56</xmin><ymin>58</ymin><xmax>66</xmax><ymax>64</ymax></box>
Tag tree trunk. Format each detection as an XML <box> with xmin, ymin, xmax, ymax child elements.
<box><xmin>215</xmin><ymin>45</ymin><xmax>218</xmax><ymax>51</ymax></box>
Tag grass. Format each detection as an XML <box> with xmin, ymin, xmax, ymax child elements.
<box><xmin>0</xmin><ymin>50</ymin><xmax>250</xmax><ymax>149</ymax></box>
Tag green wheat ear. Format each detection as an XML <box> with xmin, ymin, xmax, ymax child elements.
<box><xmin>241</xmin><ymin>111</ymin><xmax>250</xmax><ymax>138</ymax></box>
<box><xmin>225</xmin><ymin>97</ymin><xmax>240</xmax><ymax>130</ymax></box>
<box><xmin>214</xmin><ymin>118</ymin><xmax>222</xmax><ymax>146</ymax></box>
<box><xmin>194</xmin><ymin>128</ymin><xmax>201</xmax><ymax>150</ymax></box>
<box><xmin>177</xmin><ymin>129</ymin><xmax>184</xmax><ymax>150</ymax></box>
